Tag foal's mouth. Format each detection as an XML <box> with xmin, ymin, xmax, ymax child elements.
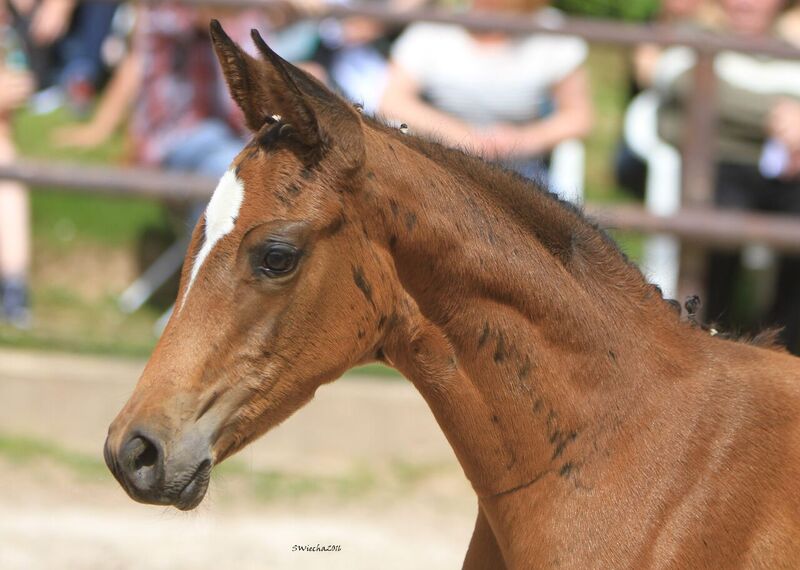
<box><xmin>174</xmin><ymin>459</ymin><xmax>213</xmax><ymax>511</ymax></box>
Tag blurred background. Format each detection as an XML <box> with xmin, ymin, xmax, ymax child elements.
<box><xmin>1</xmin><ymin>0</ymin><xmax>800</xmax><ymax>568</ymax></box>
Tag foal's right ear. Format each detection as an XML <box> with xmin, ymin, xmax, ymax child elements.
<box><xmin>209</xmin><ymin>20</ymin><xmax>322</xmax><ymax>150</ymax></box>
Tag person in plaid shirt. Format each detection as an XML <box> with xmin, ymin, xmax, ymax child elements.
<box><xmin>56</xmin><ymin>4</ymin><xmax>302</xmax><ymax>176</ymax></box>
<box><xmin>131</xmin><ymin>6</ymin><xmax>257</xmax><ymax>176</ymax></box>
<box><xmin>54</xmin><ymin>4</ymin><xmax>320</xmax><ymax>318</ymax></box>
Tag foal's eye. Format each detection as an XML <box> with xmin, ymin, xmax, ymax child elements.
<box><xmin>260</xmin><ymin>243</ymin><xmax>298</xmax><ymax>276</ymax></box>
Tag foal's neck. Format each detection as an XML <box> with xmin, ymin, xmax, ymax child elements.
<box><xmin>361</xmin><ymin>126</ymin><xmax>691</xmax><ymax>497</ymax></box>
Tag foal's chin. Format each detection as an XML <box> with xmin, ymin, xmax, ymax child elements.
<box><xmin>123</xmin><ymin>457</ymin><xmax>213</xmax><ymax>512</ymax></box>
<box><xmin>172</xmin><ymin>458</ymin><xmax>213</xmax><ymax>511</ymax></box>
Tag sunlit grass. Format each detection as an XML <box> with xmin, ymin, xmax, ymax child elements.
<box><xmin>0</xmin><ymin>433</ymin><xmax>110</xmax><ymax>481</ymax></box>
<box><xmin>14</xmin><ymin>107</ymin><xmax>171</xmax><ymax>249</ymax></box>
<box><xmin>0</xmin><ymin>289</ymin><xmax>161</xmax><ymax>357</ymax></box>
<box><xmin>0</xmin><ymin>432</ymin><xmax>449</xmax><ymax>503</ymax></box>
<box><xmin>215</xmin><ymin>460</ymin><xmax>379</xmax><ymax>501</ymax></box>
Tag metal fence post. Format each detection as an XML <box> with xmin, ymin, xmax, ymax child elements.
<box><xmin>678</xmin><ymin>51</ymin><xmax>718</xmax><ymax>310</ymax></box>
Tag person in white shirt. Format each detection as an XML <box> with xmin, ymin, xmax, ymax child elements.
<box><xmin>379</xmin><ymin>0</ymin><xmax>593</xmax><ymax>179</ymax></box>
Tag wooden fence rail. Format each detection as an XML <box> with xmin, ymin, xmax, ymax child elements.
<box><xmin>92</xmin><ymin>0</ymin><xmax>800</xmax><ymax>58</ymax></box>
<box><xmin>4</xmin><ymin>159</ymin><xmax>800</xmax><ymax>253</ymax></box>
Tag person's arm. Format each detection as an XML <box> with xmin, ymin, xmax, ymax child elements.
<box><xmin>767</xmin><ymin>98</ymin><xmax>800</xmax><ymax>178</ymax></box>
<box><xmin>769</xmin><ymin>98</ymin><xmax>800</xmax><ymax>150</ymax></box>
<box><xmin>0</xmin><ymin>68</ymin><xmax>34</xmax><ymax>116</ymax></box>
<box><xmin>494</xmin><ymin>67</ymin><xmax>594</xmax><ymax>158</ymax></box>
<box><xmin>53</xmin><ymin>51</ymin><xmax>142</xmax><ymax>148</ymax></box>
<box><xmin>0</xmin><ymin>69</ymin><xmax>32</xmax><ymax>284</ymax></box>
<box><xmin>379</xmin><ymin>63</ymin><xmax>483</xmax><ymax>150</ymax></box>
<box><xmin>633</xmin><ymin>43</ymin><xmax>663</xmax><ymax>89</ymax></box>
<box><xmin>29</xmin><ymin>0</ymin><xmax>75</xmax><ymax>45</ymax></box>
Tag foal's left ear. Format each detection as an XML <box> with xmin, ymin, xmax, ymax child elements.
<box><xmin>210</xmin><ymin>21</ymin><xmax>364</xmax><ymax>170</ymax></box>
<box><xmin>250</xmin><ymin>29</ymin><xmax>366</xmax><ymax>166</ymax></box>
<box><xmin>210</xmin><ymin>20</ymin><xmax>322</xmax><ymax>149</ymax></box>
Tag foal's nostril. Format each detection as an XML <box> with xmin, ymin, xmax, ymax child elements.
<box><xmin>119</xmin><ymin>434</ymin><xmax>164</xmax><ymax>496</ymax></box>
<box><xmin>133</xmin><ymin>437</ymin><xmax>158</xmax><ymax>470</ymax></box>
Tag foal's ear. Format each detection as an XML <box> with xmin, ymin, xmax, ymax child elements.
<box><xmin>248</xmin><ymin>28</ymin><xmax>365</xmax><ymax>171</ymax></box>
<box><xmin>209</xmin><ymin>20</ymin><xmax>322</xmax><ymax>149</ymax></box>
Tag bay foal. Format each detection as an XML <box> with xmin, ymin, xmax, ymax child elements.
<box><xmin>105</xmin><ymin>22</ymin><xmax>800</xmax><ymax>568</ymax></box>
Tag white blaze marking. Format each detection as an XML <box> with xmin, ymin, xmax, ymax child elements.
<box><xmin>180</xmin><ymin>168</ymin><xmax>245</xmax><ymax>310</ymax></box>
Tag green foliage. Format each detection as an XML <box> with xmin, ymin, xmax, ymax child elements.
<box><xmin>391</xmin><ymin>460</ymin><xmax>451</xmax><ymax>488</ymax></box>
<box><xmin>31</xmin><ymin>191</ymin><xmax>169</xmax><ymax>250</ymax></box>
<box><xmin>13</xmin><ymin>108</ymin><xmax>171</xmax><ymax>249</ymax></box>
<box><xmin>349</xmin><ymin>363</ymin><xmax>402</xmax><ymax>378</ymax></box>
<box><xmin>609</xmin><ymin>230</ymin><xmax>644</xmax><ymax>264</ymax></box>
<box><xmin>554</xmin><ymin>0</ymin><xmax>661</xmax><ymax>21</ymax></box>
<box><xmin>205</xmin><ymin>460</ymin><xmax>378</xmax><ymax>502</ymax></box>
<box><xmin>0</xmin><ymin>291</ymin><xmax>161</xmax><ymax>358</ymax></box>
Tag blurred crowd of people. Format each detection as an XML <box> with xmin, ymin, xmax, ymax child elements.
<box><xmin>617</xmin><ymin>0</ymin><xmax>800</xmax><ymax>352</ymax></box>
<box><xmin>1</xmin><ymin>0</ymin><xmax>799</xmax><ymax>353</ymax></box>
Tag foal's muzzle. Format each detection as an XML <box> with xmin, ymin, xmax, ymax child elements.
<box><xmin>104</xmin><ymin>427</ymin><xmax>212</xmax><ymax>511</ymax></box>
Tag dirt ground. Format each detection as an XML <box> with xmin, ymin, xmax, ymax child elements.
<box><xmin>0</xmin><ymin>348</ymin><xmax>477</xmax><ymax>570</ymax></box>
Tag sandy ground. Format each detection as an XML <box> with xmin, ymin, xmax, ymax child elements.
<box><xmin>0</xmin><ymin>486</ymin><xmax>472</xmax><ymax>570</ymax></box>
<box><xmin>0</xmin><ymin>348</ymin><xmax>477</xmax><ymax>569</ymax></box>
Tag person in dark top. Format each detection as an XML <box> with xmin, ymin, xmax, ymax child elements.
<box><xmin>657</xmin><ymin>0</ymin><xmax>800</xmax><ymax>353</ymax></box>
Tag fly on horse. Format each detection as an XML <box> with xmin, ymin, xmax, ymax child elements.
<box><xmin>105</xmin><ymin>21</ymin><xmax>800</xmax><ymax>568</ymax></box>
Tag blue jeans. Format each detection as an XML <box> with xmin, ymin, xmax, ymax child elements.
<box><xmin>57</xmin><ymin>1</ymin><xmax>117</xmax><ymax>85</ymax></box>
<box><xmin>501</xmin><ymin>157</ymin><xmax>549</xmax><ymax>185</ymax></box>
<box><xmin>162</xmin><ymin>119</ymin><xmax>246</xmax><ymax>179</ymax></box>
<box><xmin>8</xmin><ymin>0</ymin><xmax>116</xmax><ymax>88</ymax></box>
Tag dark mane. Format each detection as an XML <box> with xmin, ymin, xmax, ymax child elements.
<box><xmin>705</xmin><ymin>326</ymin><xmax>788</xmax><ymax>353</ymax></box>
<box><xmin>361</xmin><ymin>114</ymin><xmax>788</xmax><ymax>352</ymax></box>
<box><xmin>363</xmin><ymin>115</ymin><xmax>652</xmax><ymax>286</ymax></box>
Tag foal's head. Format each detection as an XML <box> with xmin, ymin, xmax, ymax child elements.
<box><xmin>105</xmin><ymin>22</ymin><xmax>398</xmax><ymax>509</ymax></box>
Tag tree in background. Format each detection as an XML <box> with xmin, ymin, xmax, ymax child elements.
<box><xmin>554</xmin><ymin>0</ymin><xmax>660</xmax><ymax>21</ymax></box>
